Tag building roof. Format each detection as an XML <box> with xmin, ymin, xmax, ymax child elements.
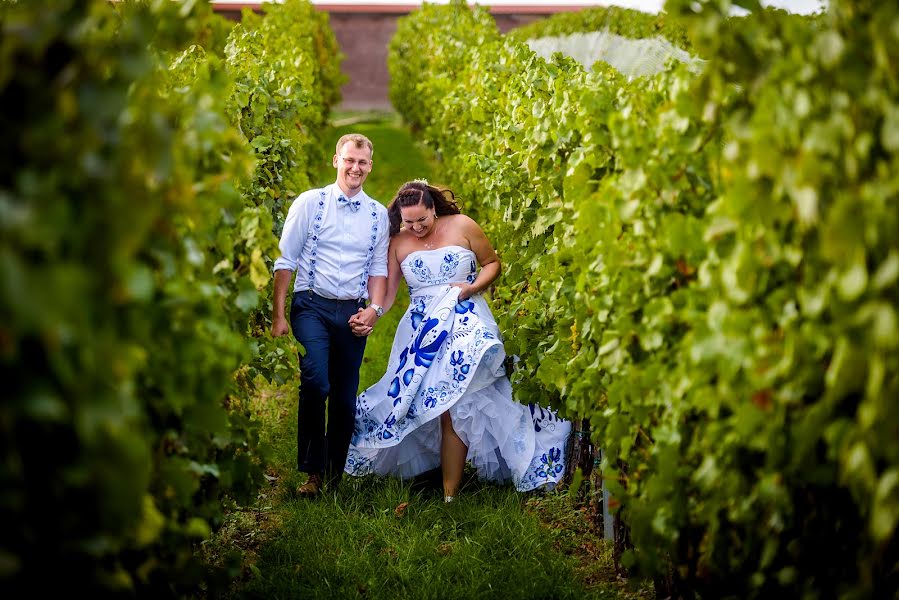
<box><xmin>211</xmin><ymin>1</ymin><xmax>606</xmax><ymax>14</ymax></box>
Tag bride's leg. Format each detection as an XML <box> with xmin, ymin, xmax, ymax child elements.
<box><xmin>440</xmin><ymin>412</ymin><xmax>468</xmax><ymax>499</ymax></box>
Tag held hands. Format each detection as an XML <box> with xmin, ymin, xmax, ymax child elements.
<box><xmin>349</xmin><ymin>306</ymin><xmax>379</xmax><ymax>337</ymax></box>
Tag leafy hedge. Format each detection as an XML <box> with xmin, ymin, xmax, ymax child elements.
<box><xmin>1</xmin><ymin>0</ymin><xmax>341</xmax><ymax>594</ymax></box>
<box><xmin>388</xmin><ymin>0</ymin><xmax>499</xmax><ymax>140</ymax></box>
<box><xmin>227</xmin><ymin>0</ymin><xmax>346</xmax><ymax>384</ymax></box>
<box><xmin>389</xmin><ymin>1</ymin><xmax>898</xmax><ymax>597</ymax></box>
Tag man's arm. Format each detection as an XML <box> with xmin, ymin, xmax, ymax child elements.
<box><xmin>271</xmin><ymin>269</ymin><xmax>294</xmax><ymax>337</ymax></box>
<box><xmin>349</xmin><ymin>208</ymin><xmax>391</xmax><ymax>335</ymax></box>
<box><xmin>271</xmin><ymin>193</ymin><xmax>310</xmax><ymax>337</ymax></box>
<box><xmin>367</xmin><ymin>275</ymin><xmax>387</xmax><ymax>309</ymax></box>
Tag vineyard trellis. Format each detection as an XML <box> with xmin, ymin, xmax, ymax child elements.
<box><xmin>1</xmin><ymin>0</ymin><xmax>342</xmax><ymax>594</ymax></box>
<box><xmin>388</xmin><ymin>1</ymin><xmax>898</xmax><ymax>597</ymax></box>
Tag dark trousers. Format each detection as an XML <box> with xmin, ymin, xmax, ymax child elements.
<box><xmin>290</xmin><ymin>291</ymin><xmax>367</xmax><ymax>482</ymax></box>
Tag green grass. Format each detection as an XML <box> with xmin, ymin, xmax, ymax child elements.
<box><xmin>233</xmin><ymin>479</ymin><xmax>595</xmax><ymax>599</ymax></box>
<box><xmin>201</xmin><ymin>113</ymin><xmax>652</xmax><ymax>599</ymax></box>
<box><xmin>209</xmin><ymin>374</ymin><xmax>645</xmax><ymax>599</ymax></box>
<box><xmin>204</xmin><ymin>382</ymin><xmax>653</xmax><ymax>598</ymax></box>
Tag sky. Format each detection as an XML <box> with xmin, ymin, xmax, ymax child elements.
<box><xmin>244</xmin><ymin>0</ymin><xmax>828</xmax><ymax>14</ymax></box>
<box><xmin>590</xmin><ymin>0</ymin><xmax>826</xmax><ymax>13</ymax></box>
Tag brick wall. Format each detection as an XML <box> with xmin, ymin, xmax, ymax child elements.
<box><xmin>213</xmin><ymin>4</ymin><xmax>585</xmax><ymax>111</ymax></box>
<box><xmin>329</xmin><ymin>12</ymin><xmax>546</xmax><ymax>111</ymax></box>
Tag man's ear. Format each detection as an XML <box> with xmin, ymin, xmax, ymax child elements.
<box><xmin>332</xmin><ymin>154</ymin><xmax>339</xmax><ymax>168</ymax></box>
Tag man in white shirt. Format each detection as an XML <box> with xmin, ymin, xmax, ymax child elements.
<box><xmin>271</xmin><ymin>133</ymin><xmax>389</xmax><ymax>496</ymax></box>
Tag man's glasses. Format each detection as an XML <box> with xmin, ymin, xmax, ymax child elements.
<box><xmin>340</xmin><ymin>156</ymin><xmax>371</xmax><ymax>168</ymax></box>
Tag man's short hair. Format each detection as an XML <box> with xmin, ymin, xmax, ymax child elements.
<box><xmin>336</xmin><ymin>133</ymin><xmax>374</xmax><ymax>157</ymax></box>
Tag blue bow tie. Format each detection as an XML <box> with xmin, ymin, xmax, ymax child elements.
<box><xmin>337</xmin><ymin>194</ymin><xmax>361</xmax><ymax>213</ymax></box>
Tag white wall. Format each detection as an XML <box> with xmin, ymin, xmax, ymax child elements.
<box><xmin>587</xmin><ymin>0</ymin><xmax>827</xmax><ymax>14</ymax></box>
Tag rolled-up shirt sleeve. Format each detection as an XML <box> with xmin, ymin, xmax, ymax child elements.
<box><xmin>368</xmin><ymin>210</ymin><xmax>390</xmax><ymax>278</ymax></box>
<box><xmin>273</xmin><ymin>194</ymin><xmax>309</xmax><ymax>272</ymax></box>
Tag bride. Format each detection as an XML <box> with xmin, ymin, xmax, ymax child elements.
<box><xmin>346</xmin><ymin>180</ymin><xmax>570</xmax><ymax>502</ymax></box>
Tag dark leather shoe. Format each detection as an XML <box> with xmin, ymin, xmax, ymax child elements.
<box><xmin>296</xmin><ymin>473</ymin><xmax>323</xmax><ymax>497</ymax></box>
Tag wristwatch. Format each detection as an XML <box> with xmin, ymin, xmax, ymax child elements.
<box><xmin>369</xmin><ymin>303</ymin><xmax>384</xmax><ymax>318</ymax></box>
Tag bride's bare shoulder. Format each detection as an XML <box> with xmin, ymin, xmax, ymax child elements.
<box><xmin>446</xmin><ymin>212</ymin><xmax>477</xmax><ymax>226</ymax></box>
<box><xmin>390</xmin><ymin>230</ymin><xmax>417</xmax><ymax>262</ymax></box>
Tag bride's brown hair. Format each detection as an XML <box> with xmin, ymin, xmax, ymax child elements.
<box><xmin>387</xmin><ymin>181</ymin><xmax>461</xmax><ymax>237</ymax></box>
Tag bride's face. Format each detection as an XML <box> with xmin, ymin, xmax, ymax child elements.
<box><xmin>400</xmin><ymin>203</ymin><xmax>437</xmax><ymax>237</ymax></box>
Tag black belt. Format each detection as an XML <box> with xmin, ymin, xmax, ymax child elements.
<box><xmin>301</xmin><ymin>290</ymin><xmax>366</xmax><ymax>306</ymax></box>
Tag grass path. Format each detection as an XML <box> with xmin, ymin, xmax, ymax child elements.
<box><xmin>202</xmin><ymin>114</ymin><xmax>652</xmax><ymax>599</ymax></box>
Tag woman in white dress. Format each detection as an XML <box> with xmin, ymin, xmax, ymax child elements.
<box><xmin>346</xmin><ymin>181</ymin><xmax>570</xmax><ymax>501</ymax></box>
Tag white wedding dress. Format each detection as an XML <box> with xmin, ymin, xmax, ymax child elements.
<box><xmin>345</xmin><ymin>245</ymin><xmax>570</xmax><ymax>491</ymax></box>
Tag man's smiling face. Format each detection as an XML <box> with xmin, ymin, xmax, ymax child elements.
<box><xmin>334</xmin><ymin>142</ymin><xmax>373</xmax><ymax>196</ymax></box>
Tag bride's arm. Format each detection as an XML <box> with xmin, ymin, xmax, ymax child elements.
<box><xmin>350</xmin><ymin>240</ymin><xmax>405</xmax><ymax>336</ymax></box>
<box><xmin>382</xmin><ymin>241</ymin><xmax>404</xmax><ymax>313</ymax></box>
<box><xmin>458</xmin><ymin>216</ymin><xmax>501</xmax><ymax>299</ymax></box>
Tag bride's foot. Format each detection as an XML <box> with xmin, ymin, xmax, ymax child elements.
<box><xmin>444</xmin><ymin>495</ymin><xmax>454</xmax><ymax>503</ymax></box>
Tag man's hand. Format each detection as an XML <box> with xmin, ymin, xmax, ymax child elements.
<box><xmin>272</xmin><ymin>316</ymin><xmax>290</xmax><ymax>337</ymax></box>
<box><xmin>271</xmin><ymin>270</ymin><xmax>294</xmax><ymax>338</ymax></box>
<box><xmin>348</xmin><ymin>307</ymin><xmax>378</xmax><ymax>337</ymax></box>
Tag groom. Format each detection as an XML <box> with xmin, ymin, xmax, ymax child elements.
<box><xmin>271</xmin><ymin>133</ymin><xmax>389</xmax><ymax>496</ymax></box>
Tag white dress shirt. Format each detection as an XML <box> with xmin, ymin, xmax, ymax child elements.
<box><xmin>273</xmin><ymin>183</ymin><xmax>389</xmax><ymax>300</ymax></box>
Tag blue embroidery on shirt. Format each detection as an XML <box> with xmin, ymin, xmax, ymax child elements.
<box><xmin>307</xmin><ymin>191</ymin><xmax>326</xmax><ymax>288</ymax></box>
<box><xmin>308</xmin><ymin>190</ymin><xmax>380</xmax><ymax>297</ymax></box>
<box><xmin>358</xmin><ymin>201</ymin><xmax>380</xmax><ymax>298</ymax></box>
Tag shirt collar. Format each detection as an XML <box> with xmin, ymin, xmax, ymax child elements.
<box><xmin>329</xmin><ymin>182</ymin><xmax>369</xmax><ymax>206</ymax></box>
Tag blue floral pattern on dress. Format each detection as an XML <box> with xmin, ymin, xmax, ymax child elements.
<box><xmin>409</xmin><ymin>296</ymin><xmax>428</xmax><ymax>329</ymax></box>
<box><xmin>406</xmin><ymin>250</ymin><xmax>471</xmax><ymax>293</ymax></box>
<box><xmin>439</xmin><ymin>252</ymin><xmax>461</xmax><ymax>279</ymax></box>
<box><xmin>408</xmin><ymin>258</ymin><xmax>433</xmax><ymax>285</ymax></box>
<box><xmin>345</xmin><ymin>246</ymin><xmax>571</xmax><ymax>491</ymax></box>
<box><xmin>450</xmin><ymin>350</ymin><xmax>471</xmax><ymax>382</ymax></box>
<box><xmin>466</xmin><ymin>259</ymin><xmax>477</xmax><ymax>284</ymax></box>
<box><xmin>536</xmin><ymin>447</ymin><xmax>564</xmax><ymax>479</ymax></box>
<box><xmin>529</xmin><ymin>403</ymin><xmax>564</xmax><ymax>433</ymax></box>
<box><xmin>411</xmin><ymin>318</ymin><xmax>448</xmax><ymax>368</ymax></box>
<box><xmin>455</xmin><ymin>299</ymin><xmax>476</xmax><ymax>314</ymax></box>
